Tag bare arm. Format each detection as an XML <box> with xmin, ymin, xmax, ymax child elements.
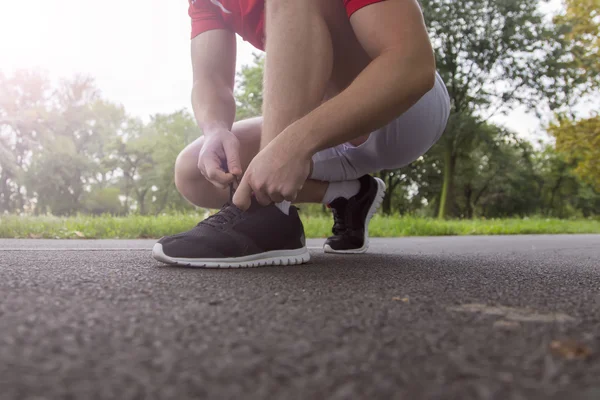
<box><xmin>281</xmin><ymin>0</ymin><xmax>436</xmax><ymax>156</ymax></box>
<box><xmin>191</xmin><ymin>29</ymin><xmax>237</xmax><ymax>136</ymax></box>
<box><xmin>191</xmin><ymin>29</ymin><xmax>243</xmax><ymax>186</ymax></box>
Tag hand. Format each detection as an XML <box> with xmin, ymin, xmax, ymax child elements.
<box><xmin>233</xmin><ymin>135</ymin><xmax>311</xmax><ymax>210</ymax></box>
<box><xmin>198</xmin><ymin>129</ymin><xmax>242</xmax><ymax>189</ymax></box>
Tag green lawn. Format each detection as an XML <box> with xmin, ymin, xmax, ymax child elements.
<box><xmin>1</xmin><ymin>214</ymin><xmax>599</xmax><ymax>239</ymax></box>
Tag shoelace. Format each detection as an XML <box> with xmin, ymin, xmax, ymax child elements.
<box><xmin>200</xmin><ymin>202</ymin><xmax>242</xmax><ymax>228</ymax></box>
<box><xmin>197</xmin><ymin>181</ymin><xmax>242</xmax><ymax>228</ymax></box>
<box><xmin>329</xmin><ymin>200</ymin><xmax>349</xmax><ymax>235</ymax></box>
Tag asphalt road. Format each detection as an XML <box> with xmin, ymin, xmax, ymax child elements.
<box><xmin>1</xmin><ymin>235</ymin><xmax>599</xmax><ymax>400</ymax></box>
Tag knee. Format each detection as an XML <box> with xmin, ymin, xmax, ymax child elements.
<box><xmin>174</xmin><ymin>146</ymin><xmax>199</xmax><ymax>195</ymax></box>
<box><xmin>373</xmin><ymin>136</ymin><xmax>432</xmax><ymax>172</ymax></box>
<box><xmin>231</xmin><ymin>117</ymin><xmax>262</xmax><ymax>144</ymax></box>
<box><xmin>173</xmin><ymin>149</ymin><xmax>216</xmax><ymax>208</ymax></box>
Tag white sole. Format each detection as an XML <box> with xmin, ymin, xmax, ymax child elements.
<box><xmin>323</xmin><ymin>177</ymin><xmax>386</xmax><ymax>255</ymax></box>
<box><xmin>152</xmin><ymin>243</ymin><xmax>311</xmax><ymax>268</ymax></box>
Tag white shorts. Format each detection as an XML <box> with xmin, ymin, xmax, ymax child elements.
<box><xmin>310</xmin><ymin>72</ymin><xmax>450</xmax><ymax>182</ymax></box>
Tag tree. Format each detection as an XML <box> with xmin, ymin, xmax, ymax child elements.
<box><xmin>545</xmin><ymin>0</ymin><xmax>599</xmax><ymax>192</ymax></box>
<box><xmin>111</xmin><ymin>110</ymin><xmax>200</xmax><ymax>215</ymax></box>
<box><xmin>0</xmin><ymin>70</ymin><xmax>53</xmax><ymax>213</ymax></box>
<box><xmin>24</xmin><ymin>76</ymin><xmax>130</xmax><ymax>215</ymax></box>
<box><xmin>26</xmin><ymin>135</ymin><xmax>88</xmax><ymax>215</ymax></box>
<box><xmin>549</xmin><ymin>115</ymin><xmax>600</xmax><ymax>192</ymax></box>
<box><xmin>419</xmin><ymin>0</ymin><xmax>568</xmax><ymax>218</ymax></box>
<box><xmin>110</xmin><ymin>119</ymin><xmax>154</xmax><ymax>214</ymax></box>
<box><xmin>454</xmin><ymin>130</ymin><xmax>542</xmax><ymax>218</ymax></box>
<box><xmin>143</xmin><ymin>111</ymin><xmax>200</xmax><ymax>214</ymax></box>
<box><xmin>235</xmin><ymin>53</ymin><xmax>265</xmax><ymax>120</ymax></box>
<box><xmin>82</xmin><ymin>187</ymin><xmax>123</xmax><ymax>215</ymax></box>
<box><xmin>532</xmin><ymin>146</ymin><xmax>598</xmax><ymax>218</ymax></box>
<box><xmin>553</xmin><ymin>0</ymin><xmax>600</xmax><ymax>95</ymax></box>
<box><xmin>374</xmin><ymin>155</ymin><xmax>443</xmax><ymax>216</ymax></box>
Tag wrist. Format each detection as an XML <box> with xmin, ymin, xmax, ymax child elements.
<box><xmin>200</xmin><ymin>121</ymin><xmax>230</xmax><ymax>137</ymax></box>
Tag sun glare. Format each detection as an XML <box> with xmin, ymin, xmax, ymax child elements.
<box><xmin>1</xmin><ymin>0</ymin><xmax>88</xmax><ymax>72</ymax></box>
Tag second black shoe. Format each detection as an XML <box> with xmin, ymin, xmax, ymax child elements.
<box><xmin>324</xmin><ymin>175</ymin><xmax>386</xmax><ymax>254</ymax></box>
<box><xmin>152</xmin><ymin>200</ymin><xmax>309</xmax><ymax>268</ymax></box>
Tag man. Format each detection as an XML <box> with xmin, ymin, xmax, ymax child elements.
<box><xmin>152</xmin><ymin>0</ymin><xmax>450</xmax><ymax>268</ymax></box>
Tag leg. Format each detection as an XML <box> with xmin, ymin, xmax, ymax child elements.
<box><xmin>311</xmin><ymin>73</ymin><xmax>451</xmax><ymax>182</ymax></box>
<box><xmin>175</xmin><ymin>117</ymin><xmax>328</xmax><ymax>209</ymax></box>
<box><xmin>258</xmin><ymin>0</ymin><xmax>366</xmax><ymax>212</ymax></box>
<box><xmin>156</xmin><ymin>116</ymin><xmax>327</xmax><ymax>268</ymax></box>
<box><xmin>260</xmin><ymin>0</ymin><xmax>335</xmax><ymax>148</ymax></box>
<box><xmin>319</xmin><ymin>73</ymin><xmax>450</xmax><ymax>254</ymax></box>
<box><xmin>175</xmin><ymin>117</ymin><xmax>262</xmax><ymax>209</ymax></box>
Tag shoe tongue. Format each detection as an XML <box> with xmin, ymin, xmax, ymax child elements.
<box><xmin>329</xmin><ymin>197</ymin><xmax>348</xmax><ymax>210</ymax></box>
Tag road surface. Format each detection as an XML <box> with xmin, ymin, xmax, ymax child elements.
<box><xmin>1</xmin><ymin>236</ymin><xmax>599</xmax><ymax>399</ymax></box>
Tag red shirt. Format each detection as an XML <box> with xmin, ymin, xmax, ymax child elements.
<box><xmin>188</xmin><ymin>0</ymin><xmax>384</xmax><ymax>51</ymax></box>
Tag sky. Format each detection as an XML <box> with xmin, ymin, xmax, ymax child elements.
<box><xmin>1</xmin><ymin>0</ymin><xmax>565</xmax><ymax>143</ymax></box>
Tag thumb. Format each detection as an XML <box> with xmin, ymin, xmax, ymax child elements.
<box><xmin>223</xmin><ymin>139</ymin><xmax>242</xmax><ymax>177</ymax></box>
<box><xmin>233</xmin><ymin>174</ymin><xmax>253</xmax><ymax>211</ymax></box>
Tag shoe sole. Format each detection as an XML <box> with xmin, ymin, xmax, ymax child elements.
<box><xmin>152</xmin><ymin>243</ymin><xmax>311</xmax><ymax>268</ymax></box>
<box><xmin>323</xmin><ymin>177</ymin><xmax>386</xmax><ymax>255</ymax></box>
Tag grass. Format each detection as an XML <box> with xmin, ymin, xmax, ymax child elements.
<box><xmin>1</xmin><ymin>213</ymin><xmax>599</xmax><ymax>239</ymax></box>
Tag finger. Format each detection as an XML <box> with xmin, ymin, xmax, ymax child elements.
<box><xmin>212</xmin><ymin>181</ymin><xmax>229</xmax><ymax>190</ymax></box>
<box><xmin>232</xmin><ymin>175</ymin><xmax>241</xmax><ymax>190</ymax></box>
<box><xmin>282</xmin><ymin>190</ymin><xmax>298</xmax><ymax>202</ymax></box>
<box><xmin>198</xmin><ymin>165</ymin><xmax>228</xmax><ymax>190</ymax></box>
<box><xmin>204</xmin><ymin>158</ymin><xmax>234</xmax><ymax>186</ymax></box>
<box><xmin>269</xmin><ymin>190</ymin><xmax>285</xmax><ymax>204</ymax></box>
<box><xmin>223</xmin><ymin>139</ymin><xmax>242</xmax><ymax>177</ymax></box>
<box><xmin>233</xmin><ymin>176</ymin><xmax>253</xmax><ymax>211</ymax></box>
<box><xmin>254</xmin><ymin>188</ymin><xmax>272</xmax><ymax>206</ymax></box>
<box><xmin>207</xmin><ymin>171</ymin><xmax>233</xmax><ymax>189</ymax></box>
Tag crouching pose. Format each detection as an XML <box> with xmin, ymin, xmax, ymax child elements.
<box><xmin>152</xmin><ymin>0</ymin><xmax>450</xmax><ymax>267</ymax></box>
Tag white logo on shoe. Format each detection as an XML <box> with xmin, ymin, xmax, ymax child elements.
<box><xmin>209</xmin><ymin>0</ymin><xmax>232</xmax><ymax>14</ymax></box>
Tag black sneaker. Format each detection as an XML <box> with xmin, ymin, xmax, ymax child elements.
<box><xmin>152</xmin><ymin>200</ymin><xmax>310</xmax><ymax>268</ymax></box>
<box><xmin>324</xmin><ymin>175</ymin><xmax>386</xmax><ymax>254</ymax></box>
